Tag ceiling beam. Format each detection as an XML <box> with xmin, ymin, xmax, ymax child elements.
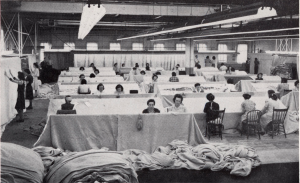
<box><xmin>3</xmin><ymin>1</ymin><xmax>217</xmax><ymax>16</ymax></box>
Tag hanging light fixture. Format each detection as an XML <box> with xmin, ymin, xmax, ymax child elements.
<box><xmin>78</xmin><ymin>0</ymin><xmax>106</xmax><ymax>40</ymax></box>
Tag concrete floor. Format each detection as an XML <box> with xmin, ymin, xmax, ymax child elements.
<box><xmin>1</xmin><ymin>98</ymin><xmax>299</xmax><ymax>164</ymax></box>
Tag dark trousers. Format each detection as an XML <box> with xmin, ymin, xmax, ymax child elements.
<box><xmin>254</xmin><ymin>65</ymin><xmax>259</xmax><ymax>74</ymax></box>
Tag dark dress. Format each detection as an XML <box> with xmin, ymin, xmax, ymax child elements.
<box><xmin>142</xmin><ymin>108</ymin><xmax>160</xmax><ymax>113</ymax></box>
<box><xmin>25</xmin><ymin>75</ymin><xmax>34</xmax><ymax>100</ymax></box>
<box><xmin>245</xmin><ymin>61</ymin><xmax>250</xmax><ymax>73</ymax></box>
<box><xmin>254</xmin><ymin>60</ymin><xmax>259</xmax><ymax>74</ymax></box>
<box><xmin>61</xmin><ymin>103</ymin><xmax>75</xmax><ymax>110</ymax></box>
<box><xmin>15</xmin><ymin>82</ymin><xmax>25</xmax><ymax>110</ymax></box>
<box><xmin>203</xmin><ymin>101</ymin><xmax>220</xmax><ymax>122</ymax></box>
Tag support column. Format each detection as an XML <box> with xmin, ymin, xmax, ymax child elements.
<box><xmin>185</xmin><ymin>38</ymin><xmax>194</xmax><ymax>75</ymax></box>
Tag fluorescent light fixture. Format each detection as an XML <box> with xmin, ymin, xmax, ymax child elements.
<box><xmin>197</xmin><ymin>34</ymin><xmax>299</xmax><ymax>42</ymax></box>
<box><xmin>265</xmin><ymin>51</ymin><xmax>298</xmax><ymax>54</ymax></box>
<box><xmin>117</xmin><ymin>7</ymin><xmax>277</xmax><ymax>41</ymax></box>
<box><xmin>78</xmin><ymin>4</ymin><xmax>106</xmax><ymax>40</ymax></box>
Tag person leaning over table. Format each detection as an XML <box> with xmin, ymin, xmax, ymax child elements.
<box><xmin>292</xmin><ymin>80</ymin><xmax>299</xmax><ymax>91</ymax></box>
<box><xmin>219</xmin><ymin>63</ymin><xmax>227</xmax><ymax>71</ymax></box>
<box><xmin>114</xmin><ymin>84</ymin><xmax>125</xmax><ymax>95</ymax></box>
<box><xmin>79</xmin><ymin>74</ymin><xmax>85</xmax><ymax>82</ymax></box>
<box><xmin>224</xmin><ymin>78</ymin><xmax>237</xmax><ymax>92</ymax></box>
<box><xmin>142</xmin><ymin>99</ymin><xmax>160</xmax><ymax>113</ymax></box>
<box><xmin>194</xmin><ymin>83</ymin><xmax>204</xmax><ymax>93</ymax></box>
<box><xmin>203</xmin><ymin>93</ymin><xmax>220</xmax><ymax>122</ymax></box>
<box><xmin>239</xmin><ymin>93</ymin><xmax>256</xmax><ymax>131</ymax></box>
<box><xmin>96</xmin><ymin>83</ymin><xmax>105</xmax><ymax>95</ymax></box>
<box><xmin>260</xmin><ymin>90</ymin><xmax>286</xmax><ymax>134</ymax></box>
<box><xmin>77</xmin><ymin>79</ymin><xmax>91</xmax><ymax>94</ymax></box>
<box><xmin>61</xmin><ymin>95</ymin><xmax>74</xmax><ymax>110</ymax></box>
<box><xmin>166</xmin><ymin>94</ymin><xmax>186</xmax><ymax>113</ymax></box>
<box><xmin>277</xmin><ymin>78</ymin><xmax>289</xmax><ymax>98</ymax></box>
<box><xmin>169</xmin><ymin>72</ymin><xmax>179</xmax><ymax>82</ymax></box>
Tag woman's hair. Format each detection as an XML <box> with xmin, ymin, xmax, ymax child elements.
<box><xmin>135</xmin><ymin>63</ymin><xmax>139</xmax><ymax>67</ymax></box>
<box><xmin>114</xmin><ymin>63</ymin><xmax>117</xmax><ymax>66</ymax></box>
<box><xmin>97</xmin><ymin>83</ymin><xmax>105</xmax><ymax>90</ymax></box>
<box><xmin>115</xmin><ymin>84</ymin><xmax>124</xmax><ymax>91</ymax></box>
<box><xmin>140</xmin><ymin>70</ymin><xmax>146</xmax><ymax>75</ymax></box>
<box><xmin>281</xmin><ymin>78</ymin><xmax>288</xmax><ymax>83</ymax></box>
<box><xmin>220</xmin><ymin>63</ymin><xmax>224</xmax><ymax>66</ymax></box>
<box><xmin>94</xmin><ymin>69</ymin><xmax>99</xmax><ymax>73</ymax></box>
<box><xmin>152</xmin><ymin>74</ymin><xmax>158</xmax><ymax>80</ymax></box>
<box><xmin>194</xmin><ymin>83</ymin><xmax>200</xmax><ymax>87</ymax></box>
<box><xmin>227</xmin><ymin>78</ymin><xmax>234</xmax><ymax>84</ymax></box>
<box><xmin>146</xmin><ymin>63</ymin><xmax>149</xmax><ymax>66</ymax></box>
<box><xmin>156</xmin><ymin>72</ymin><xmax>161</xmax><ymax>75</ymax></box>
<box><xmin>173</xmin><ymin>94</ymin><xmax>183</xmax><ymax>103</ymax></box>
<box><xmin>81</xmin><ymin>79</ymin><xmax>87</xmax><ymax>84</ymax></box>
<box><xmin>147</xmin><ymin>99</ymin><xmax>155</xmax><ymax>105</ymax></box>
<box><xmin>90</xmin><ymin>73</ymin><xmax>96</xmax><ymax>78</ymax></box>
<box><xmin>295</xmin><ymin>80</ymin><xmax>299</xmax><ymax>86</ymax></box>
<box><xmin>268</xmin><ymin>90</ymin><xmax>277</xmax><ymax>100</ymax></box>
<box><xmin>243</xmin><ymin>93</ymin><xmax>251</xmax><ymax>100</ymax></box>
<box><xmin>33</xmin><ymin>62</ymin><xmax>39</xmax><ymax>68</ymax></box>
<box><xmin>79</xmin><ymin>74</ymin><xmax>85</xmax><ymax>78</ymax></box>
<box><xmin>122</xmin><ymin>63</ymin><xmax>125</xmax><ymax>67</ymax></box>
<box><xmin>79</xmin><ymin>67</ymin><xmax>85</xmax><ymax>71</ymax></box>
<box><xmin>23</xmin><ymin>69</ymin><xmax>31</xmax><ymax>74</ymax></box>
<box><xmin>18</xmin><ymin>72</ymin><xmax>25</xmax><ymax>80</ymax></box>
<box><xmin>197</xmin><ymin>65</ymin><xmax>201</xmax><ymax>69</ymax></box>
<box><xmin>230</xmin><ymin>67</ymin><xmax>235</xmax><ymax>72</ymax></box>
<box><xmin>206</xmin><ymin>93</ymin><xmax>215</xmax><ymax>101</ymax></box>
<box><xmin>172</xmin><ymin>72</ymin><xmax>176</xmax><ymax>76</ymax></box>
<box><xmin>212</xmin><ymin>56</ymin><xmax>216</xmax><ymax>60</ymax></box>
<box><xmin>206</xmin><ymin>56</ymin><xmax>209</xmax><ymax>59</ymax></box>
<box><xmin>257</xmin><ymin>73</ymin><xmax>263</xmax><ymax>78</ymax></box>
<box><xmin>90</xmin><ymin>63</ymin><xmax>94</xmax><ymax>67</ymax></box>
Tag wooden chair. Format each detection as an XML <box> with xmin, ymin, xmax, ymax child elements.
<box><xmin>270</xmin><ymin>107</ymin><xmax>289</xmax><ymax>139</ymax></box>
<box><xmin>241</xmin><ymin>110</ymin><xmax>262</xmax><ymax>139</ymax></box>
<box><xmin>206</xmin><ymin>108</ymin><xmax>226</xmax><ymax>140</ymax></box>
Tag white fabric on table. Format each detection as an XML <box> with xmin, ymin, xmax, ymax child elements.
<box><xmin>281</xmin><ymin>92</ymin><xmax>299</xmax><ymax>134</ymax></box>
<box><xmin>60</xmin><ymin>71</ymin><xmax>116</xmax><ymax>77</ymax></box>
<box><xmin>58</xmin><ymin>76</ymin><xmax>124</xmax><ymax>83</ymax></box>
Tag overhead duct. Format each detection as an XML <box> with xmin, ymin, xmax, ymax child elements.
<box><xmin>78</xmin><ymin>0</ymin><xmax>106</xmax><ymax>40</ymax></box>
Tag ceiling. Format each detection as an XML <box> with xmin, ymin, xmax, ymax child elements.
<box><xmin>1</xmin><ymin>0</ymin><xmax>299</xmax><ymax>40</ymax></box>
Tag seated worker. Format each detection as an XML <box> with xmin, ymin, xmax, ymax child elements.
<box><xmin>135</xmin><ymin>63</ymin><xmax>139</xmax><ymax>68</ymax></box>
<box><xmin>79</xmin><ymin>66</ymin><xmax>85</xmax><ymax>71</ymax></box>
<box><xmin>169</xmin><ymin>72</ymin><xmax>179</xmax><ymax>82</ymax></box>
<box><xmin>96</xmin><ymin>83</ymin><xmax>105</xmax><ymax>94</ymax></box>
<box><xmin>89</xmin><ymin>73</ymin><xmax>96</xmax><ymax>82</ymax></box>
<box><xmin>203</xmin><ymin>93</ymin><xmax>220</xmax><ymax>122</ymax></box>
<box><xmin>230</xmin><ymin>67</ymin><xmax>236</xmax><ymax>75</ymax></box>
<box><xmin>224</xmin><ymin>78</ymin><xmax>237</xmax><ymax>92</ymax></box>
<box><xmin>219</xmin><ymin>63</ymin><xmax>227</xmax><ymax>71</ymax></box>
<box><xmin>142</xmin><ymin>99</ymin><xmax>160</xmax><ymax>113</ymax></box>
<box><xmin>167</xmin><ymin>94</ymin><xmax>186</xmax><ymax>113</ymax></box>
<box><xmin>140</xmin><ymin>70</ymin><xmax>146</xmax><ymax>75</ymax></box>
<box><xmin>94</xmin><ymin>69</ymin><xmax>100</xmax><ymax>75</ymax></box>
<box><xmin>114</xmin><ymin>84</ymin><xmax>125</xmax><ymax>95</ymax></box>
<box><xmin>277</xmin><ymin>78</ymin><xmax>289</xmax><ymax>98</ymax></box>
<box><xmin>293</xmin><ymin>80</ymin><xmax>299</xmax><ymax>91</ymax></box>
<box><xmin>146</xmin><ymin>63</ymin><xmax>151</xmax><ymax>71</ymax></box>
<box><xmin>194</xmin><ymin>83</ymin><xmax>204</xmax><ymax>93</ymax></box>
<box><xmin>77</xmin><ymin>79</ymin><xmax>91</xmax><ymax>94</ymax></box>
<box><xmin>61</xmin><ymin>95</ymin><xmax>74</xmax><ymax>110</ymax></box>
<box><xmin>79</xmin><ymin>74</ymin><xmax>85</xmax><ymax>82</ymax></box>
<box><xmin>255</xmin><ymin>73</ymin><xmax>263</xmax><ymax>80</ymax></box>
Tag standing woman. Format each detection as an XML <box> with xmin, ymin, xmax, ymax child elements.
<box><xmin>31</xmin><ymin>62</ymin><xmax>40</xmax><ymax>97</ymax></box>
<box><xmin>24</xmin><ymin>69</ymin><xmax>34</xmax><ymax>109</ymax></box>
<box><xmin>254</xmin><ymin>58</ymin><xmax>259</xmax><ymax>74</ymax></box>
<box><xmin>6</xmin><ymin>71</ymin><xmax>26</xmax><ymax>122</ymax></box>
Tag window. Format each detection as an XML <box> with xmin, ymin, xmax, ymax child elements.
<box><xmin>132</xmin><ymin>43</ymin><xmax>143</xmax><ymax>50</ymax></box>
<box><xmin>87</xmin><ymin>42</ymin><xmax>98</xmax><ymax>50</ymax></box>
<box><xmin>64</xmin><ymin>42</ymin><xmax>75</xmax><ymax>50</ymax></box>
<box><xmin>110</xmin><ymin>43</ymin><xmax>121</xmax><ymax>50</ymax></box>
<box><xmin>154</xmin><ymin>43</ymin><xmax>164</xmax><ymax>51</ymax></box>
<box><xmin>176</xmin><ymin>43</ymin><xmax>185</xmax><ymax>51</ymax></box>
<box><xmin>218</xmin><ymin>44</ymin><xmax>227</xmax><ymax>62</ymax></box>
<box><xmin>39</xmin><ymin>42</ymin><xmax>51</xmax><ymax>61</ymax></box>
<box><xmin>197</xmin><ymin>43</ymin><xmax>207</xmax><ymax>52</ymax></box>
<box><xmin>236</xmin><ymin>44</ymin><xmax>248</xmax><ymax>63</ymax></box>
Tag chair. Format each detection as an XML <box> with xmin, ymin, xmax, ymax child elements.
<box><xmin>179</xmin><ymin>71</ymin><xmax>186</xmax><ymax>75</ymax></box>
<box><xmin>56</xmin><ymin>110</ymin><xmax>77</xmax><ymax>114</ymax></box>
<box><xmin>241</xmin><ymin>110</ymin><xmax>262</xmax><ymax>139</ymax></box>
<box><xmin>206</xmin><ymin>108</ymin><xmax>226</xmax><ymax>140</ymax></box>
<box><xmin>270</xmin><ymin>107</ymin><xmax>289</xmax><ymax>139</ymax></box>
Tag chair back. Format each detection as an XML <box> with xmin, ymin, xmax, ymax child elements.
<box><xmin>56</xmin><ymin>110</ymin><xmax>77</xmax><ymax>114</ymax></box>
<box><xmin>272</xmin><ymin>107</ymin><xmax>289</xmax><ymax>124</ymax></box>
<box><xmin>209</xmin><ymin>108</ymin><xmax>226</xmax><ymax>124</ymax></box>
<box><xmin>246</xmin><ymin>110</ymin><xmax>262</xmax><ymax>125</ymax></box>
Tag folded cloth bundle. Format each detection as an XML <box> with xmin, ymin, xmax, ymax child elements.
<box><xmin>1</xmin><ymin>143</ymin><xmax>44</xmax><ymax>183</ymax></box>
